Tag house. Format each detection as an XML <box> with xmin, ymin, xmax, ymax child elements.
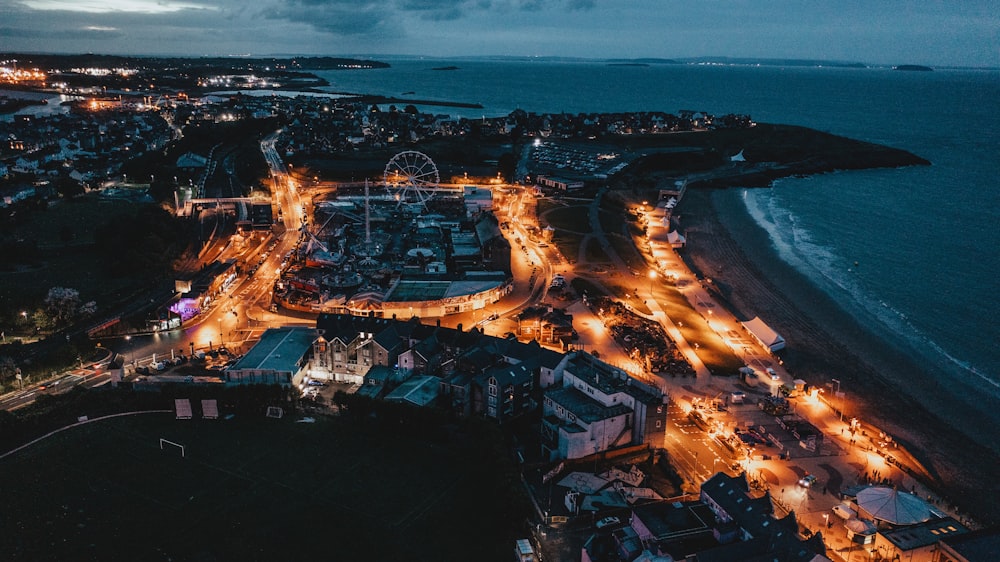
<box><xmin>313</xmin><ymin>314</ymin><xmax>412</xmax><ymax>383</ymax></box>
<box><xmin>516</xmin><ymin>306</ymin><xmax>575</xmax><ymax>346</ymax></box>
<box><xmin>475</xmin><ymin>362</ymin><xmax>535</xmax><ymax>422</ymax></box>
<box><xmin>697</xmin><ymin>472</ymin><xmax>828</xmax><ymax>561</ymax></box>
<box><xmin>356</xmin><ymin>365</ymin><xmax>398</xmax><ymax>400</ymax></box>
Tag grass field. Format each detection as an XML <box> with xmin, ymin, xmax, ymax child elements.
<box><xmin>1</xmin><ymin>412</ymin><xmax>523</xmax><ymax>561</ymax></box>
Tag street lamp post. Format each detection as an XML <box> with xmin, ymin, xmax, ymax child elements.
<box><xmin>124</xmin><ymin>335</ymin><xmax>134</xmax><ymax>367</ymax></box>
<box><xmin>832</xmin><ymin>378</ymin><xmax>843</xmax><ymax>421</ymax></box>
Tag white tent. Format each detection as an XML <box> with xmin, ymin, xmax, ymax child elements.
<box><xmin>741</xmin><ymin>316</ymin><xmax>786</xmax><ymax>352</ymax></box>
<box><xmin>856</xmin><ymin>486</ymin><xmax>932</xmax><ymax>526</ymax></box>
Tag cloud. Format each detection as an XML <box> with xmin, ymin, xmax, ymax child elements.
<box><xmin>0</xmin><ymin>25</ymin><xmax>123</xmax><ymax>40</ymax></box>
<box><xmin>19</xmin><ymin>0</ymin><xmax>214</xmax><ymax>14</ymax></box>
<box><xmin>261</xmin><ymin>1</ymin><xmax>391</xmax><ymax>36</ymax></box>
<box><xmin>258</xmin><ymin>0</ymin><xmax>600</xmax><ymax>35</ymax></box>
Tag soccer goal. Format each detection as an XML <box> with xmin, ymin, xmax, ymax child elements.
<box><xmin>159</xmin><ymin>438</ymin><xmax>186</xmax><ymax>458</ymax></box>
<box><xmin>265</xmin><ymin>406</ymin><xmax>284</xmax><ymax>419</ymax></box>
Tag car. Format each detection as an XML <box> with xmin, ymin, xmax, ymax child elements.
<box><xmin>766</xmin><ymin>368</ymin><xmax>779</xmax><ymax>381</ymax></box>
<box><xmin>595</xmin><ymin>516</ymin><xmax>621</xmax><ymax>529</ymax></box>
<box><xmin>306</xmin><ymin>379</ymin><xmax>326</xmax><ymax>387</ymax></box>
<box><xmin>798</xmin><ymin>474</ymin><xmax>818</xmax><ymax>488</ymax></box>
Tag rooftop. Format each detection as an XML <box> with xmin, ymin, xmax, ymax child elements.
<box><xmin>547</xmin><ymin>386</ymin><xmax>633</xmax><ymax>423</ymax></box>
<box><xmin>881</xmin><ymin>517</ymin><xmax>968</xmax><ymax>551</ymax></box>
<box><xmin>229</xmin><ymin>327</ymin><xmax>316</xmax><ymax>374</ymax></box>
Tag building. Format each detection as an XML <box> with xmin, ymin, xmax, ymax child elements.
<box><xmin>537</xmin><ymin>175</ymin><xmax>584</xmax><ymax>191</ymax></box>
<box><xmin>224</xmin><ymin>327</ymin><xmax>316</xmax><ymax>386</ymax></box>
<box><xmin>475</xmin><ymin>362</ymin><xmax>535</xmax><ymax>422</ymax></box>
<box><xmin>874</xmin><ymin>517</ymin><xmax>967</xmax><ymax>562</ymax></box>
<box><xmin>463</xmin><ymin>185</ymin><xmax>493</xmax><ymax>215</ymax></box>
<box><xmin>541</xmin><ymin>352</ymin><xmax>667</xmax><ymax>461</ymax></box>
<box><xmin>312</xmin><ymin>314</ymin><xmax>423</xmax><ymax>383</ymax></box>
<box><xmin>936</xmin><ymin>526</ymin><xmax>1000</xmax><ymax>562</ymax></box>
<box><xmin>696</xmin><ymin>472</ymin><xmax>828</xmax><ymax>561</ymax></box>
<box><xmin>516</xmin><ymin>306</ymin><xmax>575</xmax><ymax>346</ymax></box>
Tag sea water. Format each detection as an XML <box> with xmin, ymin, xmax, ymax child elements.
<box><xmin>315</xmin><ymin>58</ymin><xmax>1000</xmax><ymax>392</ymax></box>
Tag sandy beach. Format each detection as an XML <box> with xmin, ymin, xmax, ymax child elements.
<box><xmin>676</xmin><ymin>187</ymin><xmax>1000</xmax><ymax>524</ymax></box>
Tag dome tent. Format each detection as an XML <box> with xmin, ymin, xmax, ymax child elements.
<box><xmin>856</xmin><ymin>486</ymin><xmax>932</xmax><ymax>526</ymax></box>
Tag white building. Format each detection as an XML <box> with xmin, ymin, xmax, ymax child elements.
<box><xmin>541</xmin><ymin>352</ymin><xmax>667</xmax><ymax>461</ymax></box>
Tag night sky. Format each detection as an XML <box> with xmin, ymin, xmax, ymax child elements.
<box><xmin>1</xmin><ymin>0</ymin><xmax>997</xmax><ymax>67</ymax></box>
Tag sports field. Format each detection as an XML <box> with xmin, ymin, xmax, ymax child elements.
<box><xmin>1</xmin><ymin>411</ymin><xmax>521</xmax><ymax>561</ymax></box>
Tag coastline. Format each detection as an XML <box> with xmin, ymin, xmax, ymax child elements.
<box><xmin>676</xmin><ymin>186</ymin><xmax>1000</xmax><ymax>524</ymax></box>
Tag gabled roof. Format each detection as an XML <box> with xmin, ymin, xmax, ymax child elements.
<box><xmin>411</xmin><ymin>333</ymin><xmax>442</xmax><ymax>362</ymax></box>
<box><xmin>384</xmin><ymin>375</ymin><xmax>439</xmax><ymax>406</ymax></box>
<box><xmin>372</xmin><ymin>324</ymin><xmax>402</xmax><ymax>351</ymax></box>
<box><xmin>316</xmin><ymin>314</ymin><xmax>398</xmax><ymax>345</ymax></box>
<box><xmin>477</xmin><ymin>362</ymin><xmax>533</xmax><ymax>389</ymax></box>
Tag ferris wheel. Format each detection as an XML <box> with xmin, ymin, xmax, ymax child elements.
<box><xmin>383</xmin><ymin>151</ymin><xmax>440</xmax><ymax>209</ymax></box>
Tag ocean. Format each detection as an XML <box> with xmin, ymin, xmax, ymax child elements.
<box><xmin>313</xmin><ymin>58</ymin><xmax>1000</xmax><ymax>395</ymax></box>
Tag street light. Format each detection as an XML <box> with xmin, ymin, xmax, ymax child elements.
<box><xmin>124</xmin><ymin>335</ymin><xmax>135</xmax><ymax>366</ymax></box>
<box><xmin>832</xmin><ymin>378</ymin><xmax>843</xmax><ymax>421</ymax></box>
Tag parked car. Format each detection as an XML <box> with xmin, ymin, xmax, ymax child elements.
<box><xmin>595</xmin><ymin>516</ymin><xmax>620</xmax><ymax>529</ymax></box>
<box><xmin>306</xmin><ymin>379</ymin><xmax>326</xmax><ymax>387</ymax></box>
<box><xmin>767</xmin><ymin>367</ymin><xmax>780</xmax><ymax>380</ymax></box>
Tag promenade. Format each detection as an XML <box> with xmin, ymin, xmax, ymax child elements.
<box><xmin>631</xmin><ymin>188</ymin><xmax>979</xmax><ymax>558</ymax></box>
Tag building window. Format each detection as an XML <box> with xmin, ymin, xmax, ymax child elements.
<box><xmin>656</xmin><ymin>420</ymin><xmax>662</xmax><ymax>428</ymax></box>
<box><xmin>489</xmin><ymin>385</ymin><xmax>497</xmax><ymax>397</ymax></box>
<box><xmin>488</xmin><ymin>395</ymin><xmax>496</xmax><ymax>406</ymax></box>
